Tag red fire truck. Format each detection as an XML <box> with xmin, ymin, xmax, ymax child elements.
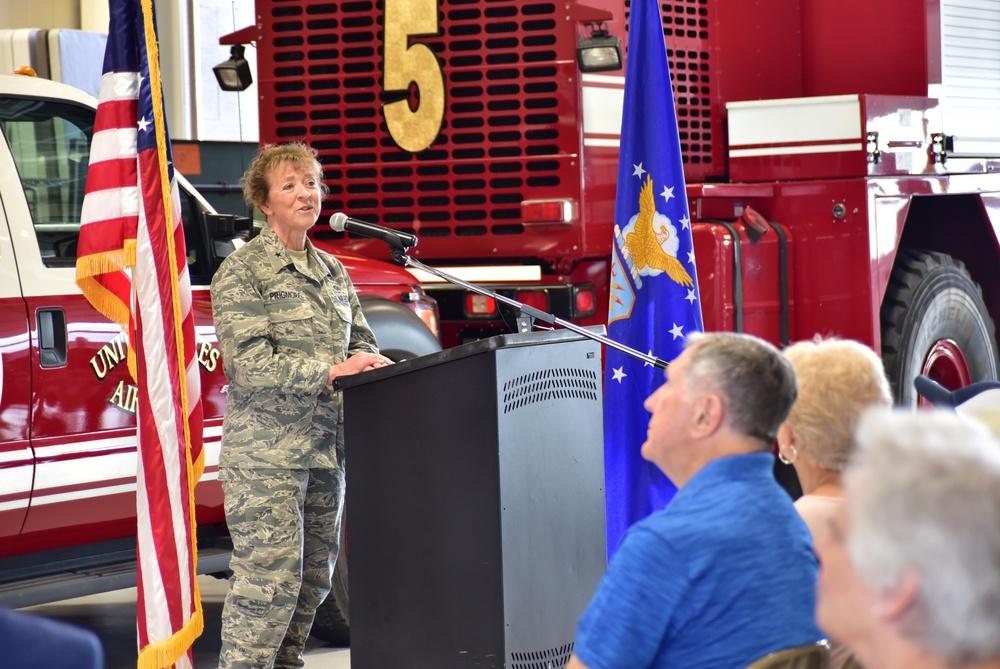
<box><xmin>226</xmin><ymin>0</ymin><xmax>1000</xmax><ymax>404</ymax></box>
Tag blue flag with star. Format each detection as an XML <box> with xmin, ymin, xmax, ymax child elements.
<box><xmin>603</xmin><ymin>0</ymin><xmax>703</xmax><ymax>558</ymax></box>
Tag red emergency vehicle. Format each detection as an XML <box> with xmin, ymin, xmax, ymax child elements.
<box><xmin>229</xmin><ymin>0</ymin><xmax>1000</xmax><ymax>405</ymax></box>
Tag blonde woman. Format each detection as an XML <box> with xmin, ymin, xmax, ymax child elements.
<box><xmin>779</xmin><ymin>337</ymin><xmax>892</xmax><ymax>669</ymax></box>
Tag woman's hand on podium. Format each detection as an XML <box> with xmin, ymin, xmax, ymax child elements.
<box><xmin>327</xmin><ymin>352</ymin><xmax>393</xmax><ymax>385</ymax></box>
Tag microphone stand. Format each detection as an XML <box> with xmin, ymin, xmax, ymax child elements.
<box><xmin>386</xmin><ymin>243</ymin><xmax>667</xmax><ymax>369</ymax></box>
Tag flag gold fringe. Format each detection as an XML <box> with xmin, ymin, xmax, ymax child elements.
<box><xmin>74</xmin><ymin>242</ymin><xmax>137</xmax><ymax>329</ymax></box>
<box><xmin>76</xmin><ymin>243</ymin><xmax>139</xmax><ymax>382</ymax></box>
<box><xmin>75</xmin><ymin>276</ymin><xmax>130</xmax><ymax>329</ymax></box>
<box><xmin>136</xmin><ymin>607</ymin><xmax>204</xmax><ymax>669</ymax></box>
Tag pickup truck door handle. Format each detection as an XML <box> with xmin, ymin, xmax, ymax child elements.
<box><xmin>37</xmin><ymin>308</ymin><xmax>68</xmax><ymax>368</ymax></box>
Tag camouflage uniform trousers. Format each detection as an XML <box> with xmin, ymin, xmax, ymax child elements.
<box><xmin>218</xmin><ymin>465</ymin><xmax>345</xmax><ymax>669</ymax></box>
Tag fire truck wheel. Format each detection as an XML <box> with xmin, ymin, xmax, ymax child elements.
<box><xmin>311</xmin><ymin>507</ymin><xmax>351</xmax><ymax>645</ymax></box>
<box><xmin>880</xmin><ymin>249</ymin><xmax>999</xmax><ymax>406</ymax></box>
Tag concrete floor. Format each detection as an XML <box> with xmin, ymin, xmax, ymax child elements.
<box><xmin>22</xmin><ymin>574</ymin><xmax>351</xmax><ymax>669</ymax></box>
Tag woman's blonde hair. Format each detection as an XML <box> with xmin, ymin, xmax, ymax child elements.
<box><xmin>783</xmin><ymin>336</ymin><xmax>892</xmax><ymax>471</ymax></box>
<box><xmin>241</xmin><ymin>142</ymin><xmax>328</xmax><ymax>208</ymax></box>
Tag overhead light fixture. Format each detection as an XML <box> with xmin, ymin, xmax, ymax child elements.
<box><xmin>213</xmin><ymin>44</ymin><xmax>253</xmax><ymax>92</ymax></box>
<box><xmin>577</xmin><ymin>22</ymin><xmax>622</xmax><ymax>73</ymax></box>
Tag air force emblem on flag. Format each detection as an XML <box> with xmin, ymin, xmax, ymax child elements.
<box><xmin>609</xmin><ymin>175</ymin><xmax>694</xmax><ymax>325</ymax></box>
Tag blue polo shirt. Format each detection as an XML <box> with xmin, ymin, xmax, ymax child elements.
<box><xmin>1</xmin><ymin>609</ymin><xmax>103</xmax><ymax>669</ymax></box>
<box><xmin>575</xmin><ymin>452</ymin><xmax>822</xmax><ymax>669</ymax></box>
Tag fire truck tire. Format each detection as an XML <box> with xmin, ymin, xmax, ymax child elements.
<box><xmin>880</xmin><ymin>249</ymin><xmax>999</xmax><ymax>406</ymax></box>
<box><xmin>358</xmin><ymin>296</ymin><xmax>442</xmax><ymax>361</ymax></box>
<box><xmin>310</xmin><ymin>509</ymin><xmax>351</xmax><ymax>645</ymax></box>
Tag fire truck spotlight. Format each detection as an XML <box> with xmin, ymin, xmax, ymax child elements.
<box><xmin>213</xmin><ymin>45</ymin><xmax>253</xmax><ymax>92</ymax></box>
<box><xmin>577</xmin><ymin>23</ymin><xmax>622</xmax><ymax>73</ymax></box>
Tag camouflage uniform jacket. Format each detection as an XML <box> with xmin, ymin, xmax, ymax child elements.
<box><xmin>210</xmin><ymin>225</ymin><xmax>379</xmax><ymax>469</ymax></box>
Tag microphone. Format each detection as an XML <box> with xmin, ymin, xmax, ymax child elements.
<box><xmin>329</xmin><ymin>212</ymin><xmax>417</xmax><ymax>249</ymax></box>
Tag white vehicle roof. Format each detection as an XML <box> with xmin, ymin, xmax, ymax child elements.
<box><xmin>0</xmin><ymin>72</ymin><xmax>98</xmax><ymax>108</ymax></box>
<box><xmin>0</xmin><ymin>72</ymin><xmax>215</xmax><ymax>214</ymax></box>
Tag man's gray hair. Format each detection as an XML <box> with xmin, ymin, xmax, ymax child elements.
<box><xmin>683</xmin><ymin>332</ymin><xmax>797</xmax><ymax>447</ymax></box>
<box><xmin>848</xmin><ymin>408</ymin><xmax>1000</xmax><ymax>663</ymax></box>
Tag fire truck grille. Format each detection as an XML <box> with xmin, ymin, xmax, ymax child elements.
<box><xmin>626</xmin><ymin>0</ymin><xmax>716</xmax><ymax>180</ymax></box>
<box><xmin>263</xmin><ymin>0</ymin><xmax>576</xmax><ymax>238</ymax></box>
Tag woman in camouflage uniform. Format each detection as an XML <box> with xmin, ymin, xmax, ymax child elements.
<box><xmin>211</xmin><ymin>142</ymin><xmax>391</xmax><ymax>669</ymax></box>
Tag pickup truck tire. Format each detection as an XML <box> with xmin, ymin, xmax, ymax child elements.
<box><xmin>881</xmin><ymin>249</ymin><xmax>999</xmax><ymax>406</ymax></box>
<box><xmin>358</xmin><ymin>296</ymin><xmax>442</xmax><ymax>361</ymax></box>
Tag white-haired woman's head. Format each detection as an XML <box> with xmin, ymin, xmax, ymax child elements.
<box><xmin>841</xmin><ymin>408</ymin><xmax>1000</xmax><ymax>664</ymax></box>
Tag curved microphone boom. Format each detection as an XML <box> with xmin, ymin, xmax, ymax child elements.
<box><xmin>329</xmin><ymin>212</ymin><xmax>417</xmax><ymax>249</ymax></box>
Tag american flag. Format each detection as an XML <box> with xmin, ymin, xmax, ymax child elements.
<box><xmin>75</xmin><ymin>0</ymin><xmax>205</xmax><ymax>667</ymax></box>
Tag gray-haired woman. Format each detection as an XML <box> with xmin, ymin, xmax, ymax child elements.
<box><xmin>815</xmin><ymin>408</ymin><xmax>1000</xmax><ymax>669</ymax></box>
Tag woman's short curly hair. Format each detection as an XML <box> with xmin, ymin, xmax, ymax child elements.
<box><xmin>783</xmin><ymin>336</ymin><xmax>892</xmax><ymax>471</ymax></box>
<box><xmin>241</xmin><ymin>142</ymin><xmax>328</xmax><ymax>208</ymax></box>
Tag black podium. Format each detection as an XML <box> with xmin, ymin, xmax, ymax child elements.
<box><xmin>335</xmin><ymin>329</ymin><xmax>607</xmax><ymax>669</ymax></box>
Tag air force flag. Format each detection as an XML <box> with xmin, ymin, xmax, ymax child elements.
<box><xmin>603</xmin><ymin>0</ymin><xmax>704</xmax><ymax>558</ymax></box>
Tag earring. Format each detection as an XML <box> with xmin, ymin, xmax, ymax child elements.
<box><xmin>778</xmin><ymin>443</ymin><xmax>797</xmax><ymax>465</ymax></box>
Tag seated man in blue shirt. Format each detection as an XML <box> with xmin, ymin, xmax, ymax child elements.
<box><xmin>569</xmin><ymin>332</ymin><xmax>823</xmax><ymax>669</ymax></box>
<box><xmin>0</xmin><ymin>608</ymin><xmax>103</xmax><ymax>669</ymax></box>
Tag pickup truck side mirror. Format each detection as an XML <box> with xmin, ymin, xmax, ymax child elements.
<box><xmin>199</xmin><ymin>212</ymin><xmax>252</xmax><ymax>272</ymax></box>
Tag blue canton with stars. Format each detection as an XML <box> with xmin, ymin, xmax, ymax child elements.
<box><xmin>134</xmin><ymin>16</ymin><xmax>176</xmax><ymax>184</ymax></box>
<box><xmin>102</xmin><ymin>0</ymin><xmax>177</xmax><ymax>187</ymax></box>
<box><xmin>603</xmin><ymin>0</ymin><xmax>704</xmax><ymax>559</ymax></box>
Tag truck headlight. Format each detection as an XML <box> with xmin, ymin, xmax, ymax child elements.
<box><xmin>402</xmin><ymin>286</ymin><xmax>440</xmax><ymax>339</ymax></box>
